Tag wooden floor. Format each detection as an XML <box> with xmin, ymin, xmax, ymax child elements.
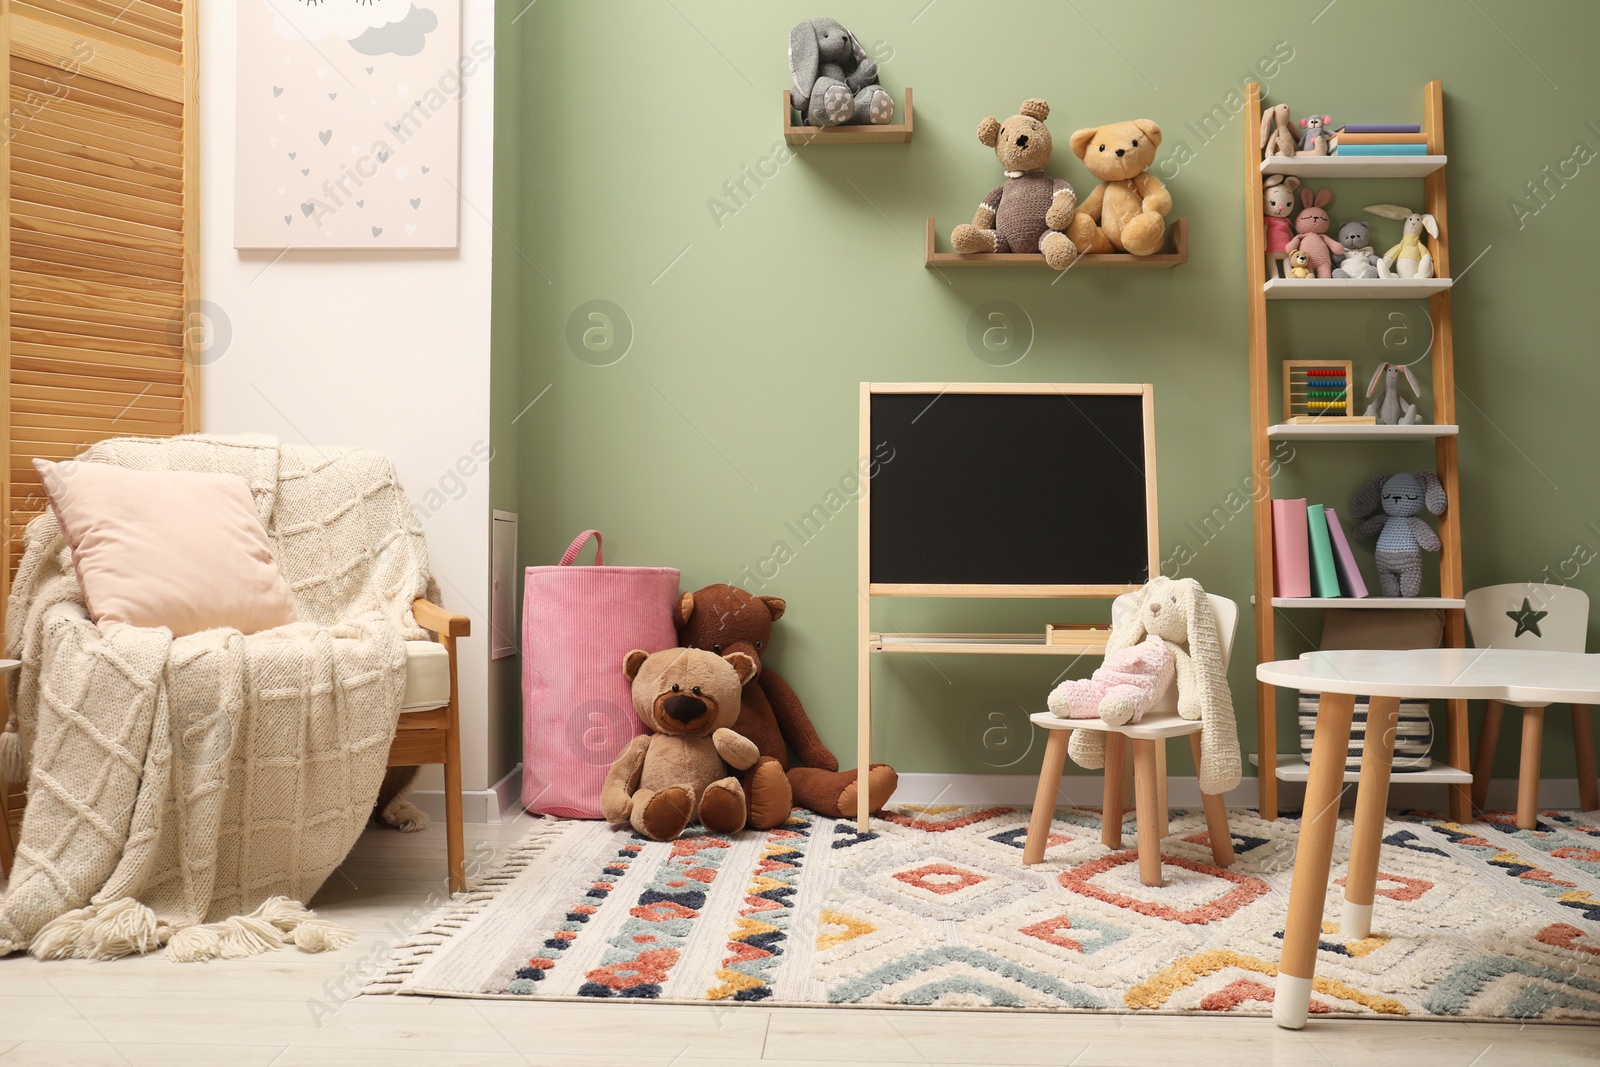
<box><xmin>1</xmin><ymin>809</ymin><xmax>1597</xmax><ymax>1066</ymax></box>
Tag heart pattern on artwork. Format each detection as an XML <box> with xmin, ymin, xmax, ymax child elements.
<box><xmin>300</xmin><ymin>202</ymin><xmax>316</xmax><ymax>217</ymax></box>
<box><xmin>372</xmin><ymin>226</ymin><xmax>383</xmax><ymax>237</ymax></box>
<box><xmin>272</xmin><ymin>86</ymin><xmax>283</xmax><ymax>97</ymax></box>
<box><xmin>410</xmin><ymin>198</ymin><xmax>421</xmax><ymax>209</ymax></box>
<box><xmin>328</xmin><ymin>92</ymin><xmax>337</xmax><ymax>101</ymax></box>
<box><xmin>319</xmin><ymin>129</ymin><xmax>333</xmax><ymax>145</ymax></box>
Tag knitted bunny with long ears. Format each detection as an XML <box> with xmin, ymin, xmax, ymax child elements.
<box><xmin>1067</xmin><ymin>577</ymin><xmax>1242</xmax><ymax>796</ymax></box>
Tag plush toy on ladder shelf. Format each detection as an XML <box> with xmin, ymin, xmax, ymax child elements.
<box><xmin>1366</xmin><ymin>204</ymin><xmax>1439</xmax><ymax>279</ymax></box>
<box><xmin>1350</xmin><ymin>470</ymin><xmax>1448</xmax><ymax>598</ymax></box>
<box><xmin>1365</xmin><ymin>361</ymin><xmax>1425</xmax><ymax>425</ymax></box>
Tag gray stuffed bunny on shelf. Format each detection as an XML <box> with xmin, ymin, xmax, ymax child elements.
<box><xmin>788</xmin><ymin>18</ymin><xmax>893</xmax><ymax>127</ymax></box>
<box><xmin>1350</xmin><ymin>470</ymin><xmax>1447</xmax><ymax>597</ymax></box>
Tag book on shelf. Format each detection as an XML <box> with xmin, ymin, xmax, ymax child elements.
<box><xmin>1332</xmin><ymin>131</ymin><xmax>1428</xmax><ymax>145</ymax></box>
<box><xmin>1332</xmin><ymin>143</ymin><xmax>1429</xmax><ymax>156</ymax></box>
<box><xmin>1339</xmin><ymin>123</ymin><xmax>1422</xmax><ymax>134</ymax></box>
<box><xmin>1324</xmin><ymin>507</ymin><xmax>1369</xmax><ymax>598</ymax></box>
<box><xmin>1306</xmin><ymin>504</ymin><xmax>1342</xmax><ymax>598</ymax></box>
<box><xmin>1271</xmin><ymin>498</ymin><xmax>1311</xmax><ymax>598</ymax></box>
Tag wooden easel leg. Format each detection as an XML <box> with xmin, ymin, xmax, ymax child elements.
<box><xmin>1102</xmin><ymin>733</ymin><xmax>1127</xmax><ymax>849</ymax></box>
<box><xmin>1471</xmin><ymin>700</ymin><xmax>1503</xmax><ymax>813</ymax></box>
<box><xmin>856</xmin><ymin>638</ymin><xmax>872</xmax><ymax>834</ymax></box>
<box><xmin>1342</xmin><ymin>695</ymin><xmax>1399</xmax><ymax>940</ymax></box>
<box><xmin>1191</xmin><ymin>732</ymin><xmax>1234</xmax><ymax>867</ymax></box>
<box><xmin>1133</xmin><ymin>739</ymin><xmax>1162</xmax><ymax>887</ymax></box>
<box><xmin>1274</xmin><ymin>690</ymin><xmax>1355</xmax><ymax>1030</ymax></box>
<box><xmin>1572</xmin><ymin>705</ymin><xmax>1598</xmax><ymax>813</ymax></box>
<box><xmin>1023</xmin><ymin>729</ymin><xmax>1071</xmax><ymax>865</ymax></box>
<box><xmin>1517</xmin><ymin>707</ymin><xmax>1544</xmax><ymax>830</ymax></box>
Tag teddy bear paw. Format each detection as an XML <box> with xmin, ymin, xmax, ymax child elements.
<box><xmin>1040</xmin><ymin>231</ymin><xmax>1079</xmax><ymax>270</ymax></box>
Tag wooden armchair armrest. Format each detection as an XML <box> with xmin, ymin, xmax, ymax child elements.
<box><xmin>413</xmin><ymin>597</ymin><xmax>470</xmax><ymax>638</ymax></box>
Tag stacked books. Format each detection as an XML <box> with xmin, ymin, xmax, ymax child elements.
<box><xmin>1271</xmin><ymin>497</ymin><xmax>1368</xmax><ymax>599</ymax></box>
<box><xmin>1330</xmin><ymin>123</ymin><xmax>1428</xmax><ymax>157</ymax></box>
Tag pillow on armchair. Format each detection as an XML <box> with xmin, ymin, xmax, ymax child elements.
<box><xmin>35</xmin><ymin>458</ymin><xmax>299</xmax><ymax>637</ymax></box>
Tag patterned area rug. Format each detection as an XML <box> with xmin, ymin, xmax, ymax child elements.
<box><xmin>365</xmin><ymin>805</ymin><xmax>1600</xmax><ymax>1020</ymax></box>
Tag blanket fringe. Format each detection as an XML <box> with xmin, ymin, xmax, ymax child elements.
<box><xmin>0</xmin><ymin>728</ymin><xmax>24</xmax><ymax>784</ymax></box>
<box><xmin>30</xmin><ymin>898</ymin><xmax>171</xmax><ymax>960</ymax></box>
<box><xmin>359</xmin><ymin>818</ymin><xmax>572</xmax><ymax>995</ymax></box>
<box><xmin>168</xmin><ymin>896</ymin><xmax>356</xmax><ymax>962</ymax></box>
<box><xmin>382</xmin><ymin>798</ymin><xmax>430</xmax><ymax>833</ymax></box>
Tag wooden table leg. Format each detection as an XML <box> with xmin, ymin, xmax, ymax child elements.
<box><xmin>1023</xmin><ymin>729</ymin><xmax>1071</xmax><ymax>865</ymax></box>
<box><xmin>1471</xmin><ymin>699</ymin><xmax>1503</xmax><ymax>813</ymax></box>
<box><xmin>1571</xmin><ymin>705</ymin><xmax>1597</xmax><ymax>813</ymax></box>
<box><xmin>1133</xmin><ymin>738</ymin><xmax>1162</xmax><ymax>887</ymax></box>
<box><xmin>1518</xmin><ymin>706</ymin><xmax>1545</xmax><ymax>830</ymax></box>
<box><xmin>1102</xmin><ymin>732</ymin><xmax>1128</xmax><ymax>849</ymax></box>
<box><xmin>1274</xmin><ymin>690</ymin><xmax>1356</xmax><ymax>1030</ymax></box>
<box><xmin>1258</xmin><ymin>679</ymin><xmax>1279</xmax><ymax>821</ymax></box>
<box><xmin>1191</xmin><ymin>732</ymin><xmax>1234</xmax><ymax>867</ymax></box>
<box><xmin>1446</xmin><ymin>697</ymin><xmax>1472</xmax><ymax>823</ymax></box>
<box><xmin>1342</xmin><ymin>695</ymin><xmax>1399</xmax><ymax>940</ymax></box>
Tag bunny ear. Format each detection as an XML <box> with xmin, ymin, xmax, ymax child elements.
<box><xmin>788</xmin><ymin>21</ymin><xmax>820</xmax><ymax>98</ymax></box>
<box><xmin>1106</xmin><ymin>583</ymin><xmax>1155</xmax><ymax>654</ymax></box>
<box><xmin>1314</xmin><ymin>189</ymin><xmax>1333</xmax><ymax>208</ymax></box>
<box><xmin>1259</xmin><ymin>109</ymin><xmax>1274</xmax><ymax>149</ymax></box>
<box><xmin>1401</xmin><ymin>364</ymin><xmax>1422</xmax><ymax>396</ymax></box>
<box><xmin>1418</xmin><ymin>470</ymin><xmax>1448</xmax><ymax>515</ymax></box>
<box><xmin>1365</xmin><ymin>204</ymin><xmax>1410</xmax><ymax>221</ymax></box>
<box><xmin>847</xmin><ymin>25</ymin><xmax>869</xmax><ymax>67</ymax></box>
<box><xmin>1367</xmin><ymin>362</ymin><xmax>1389</xmax><ymax>397</ymax></box>
<box><xmin>1179</xmin><ymin>583</ymin><xmax>1241</xmax><ymax>795</ymax></box>
<box><xmin>1299</xmin><ymin>187</ymin><xmax>1314</xmax><ymax>208</ymax></box>
<box><xmin>1351</xmin><ymin>473</ymin><xmax>1391</xmax><ymax>519</ymax></box>
<box><xmin>1422</xmin><ymin>213</ymin><xmax>1440</xmax><ymax>239</ymax></box>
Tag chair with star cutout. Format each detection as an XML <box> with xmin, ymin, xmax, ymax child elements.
<box><xmin>1466</xmin><ymin>583</ymin><xmax>1595</xmax><ymax>827</ymax></box>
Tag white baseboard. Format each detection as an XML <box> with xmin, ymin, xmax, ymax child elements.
<box><xmin>408</xmin><ymin>764</ymin><xmax>525</xmax><ymax>824</ymax></box>
<box><xmin>894</xmin><ymin>771</ymin><xmax>1591</xmax><ymax>813</ymax></box>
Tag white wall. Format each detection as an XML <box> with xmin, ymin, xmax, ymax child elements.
<box><xmin>200</xmin><ymin>4</ymin><xmax>498</xmax><ymax>798</ymax></box>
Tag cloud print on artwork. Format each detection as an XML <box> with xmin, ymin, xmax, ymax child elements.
<box><xmin>348</xmin><ymin>6</ymin><xmax>440</xmax><ymax>57</ymax></box>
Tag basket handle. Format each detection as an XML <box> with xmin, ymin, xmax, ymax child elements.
<box><xmin>559</xmin><ymin>530</ymin><xmax>604</xmax><ymax>567</ymax></box>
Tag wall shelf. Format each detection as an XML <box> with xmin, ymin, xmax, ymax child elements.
<box><xmin>1264</xmin><ymin>277</ymin><xmax>1452</xmax><ymax>300</ymax></box>
<box><xmin>1266</xmin><ymin>423</ymin><xmax>1459</xmax><ymax>441</ymax></box>
<box><xmin>1250</xmin><ymin>753</ymin><xmax>1472</xmax><ymax>785</ymax></box>
<box><xmin>1261</xmin><ymin>155</ymin><xmax>1447</xmax><ymax>179</ymax></box>
<box><xmin>1269</xmin><ymin>597</ymin><xmax>1466</xmax><ymax>610</ymax></box>
<box><xmin>782</xmin><ymin>89</ymin><xmax>913</xmax><ymax>145</ymax></box>
<box><xmin>924</xmin><ymin>216</ymin><xmax>1188</xmax><ymax>268</ymax></box>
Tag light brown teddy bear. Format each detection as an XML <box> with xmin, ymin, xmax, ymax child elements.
<box><xmin>1067</xmin><ymin>120</ymin><xmax>1172</xmax><ymax>257</ymax></box>
<box><xmin>950</xmin><ymin>98</ymin><xmax>1078</xmax><ymax>269</ymax></box>
<box><xmin>600</xmin><ymin>647</ymin><xmax>760</xmax><ymax>841</ymax></box>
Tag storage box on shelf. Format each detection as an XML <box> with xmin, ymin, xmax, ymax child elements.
<box><xmin>1244</xmin><ymin>81</ymin><xmax>1470</xmax><ymax>821</ymax></box>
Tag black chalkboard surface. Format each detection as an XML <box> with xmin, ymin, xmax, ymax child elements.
<box><xmin>866</xmin><ymin>386</ymin><xmax>1155</xmax><ymax>591</ymax></box>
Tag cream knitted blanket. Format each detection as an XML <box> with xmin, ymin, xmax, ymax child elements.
<box><xmin>0</xmin><ymin>434</ymin><xmax>437</xmax><ymax>960</ymax></box>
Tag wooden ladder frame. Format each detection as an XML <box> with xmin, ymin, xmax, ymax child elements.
<box><xmin>1245</xmin><ymin>81</ymin><xmax>1470</xmax><ymax>822</ymax></box>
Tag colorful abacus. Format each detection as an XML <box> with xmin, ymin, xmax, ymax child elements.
<box><xmin>1282</xmin><ymin>360</ymin><xmax>1374</xmax><ymax>423</ymax></box>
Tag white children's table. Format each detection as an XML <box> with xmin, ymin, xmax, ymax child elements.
<box><xmin>1256</xmin><ymin>647</ymin><xmax>1600</xmax><ymax>1029</ymax></box>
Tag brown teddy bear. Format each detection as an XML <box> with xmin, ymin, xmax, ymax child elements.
<box><xmin>599</xmin><ymin>646</ymin><xmax>760</xmax><ymax>841</ymax></box>
<box><xmin>677</xmin><ymin>584</ymin><xmax>897</xmax><ymax>826</ymax></box>
<box><xmin>950</xmin><ymin>98</ymin><xmax>1079</xmax><ymax>269</ymax></box>
<box><xmin>1066</xmin><ymin>120</ymin><xmax>1172</xmax><ymax>257</ymax></box>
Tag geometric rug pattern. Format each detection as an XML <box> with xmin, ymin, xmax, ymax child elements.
<box><xmin>364</xmin><ymin>805</ymin><xmax>1600</xmax><ymax>1021</ymax></box>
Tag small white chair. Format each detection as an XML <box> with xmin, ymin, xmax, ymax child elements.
<box><xmin>1023</xmin><ymin>592</ymin><xmax>1239</xmax><ymax>885</ymax></box>
<box><xmin>1466</xmin><ymin>583</ymin><xmax>1596</xmax><ymax>826</ymax></box>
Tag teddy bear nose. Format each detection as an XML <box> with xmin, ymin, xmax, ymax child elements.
<box><xmin>1115</xmin><ymin>148</ymin><xmax>1125</xmax><ymax>157</ymax></box>
<box><xmin>663</xmin><ymin>694</ymin><xmax>707</xmax><ymax>723</ymax></box>
<box><xmin>1015</xmin><ymin>134</ymin><xmax>1029</xmax><ymax>148</ymax></box>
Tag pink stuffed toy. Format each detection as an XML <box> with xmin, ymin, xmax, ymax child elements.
<box><xmin>1284</xmin><ymin>187</ymin><xmax>1344</xmax><ymax>279</ymax></box>
<box><xmin>1046</xmin><ymin>633</ymin><xmax>1175</xmax><ymax>727</ymax></box>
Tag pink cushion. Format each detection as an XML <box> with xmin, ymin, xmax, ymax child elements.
<box><xmin>35</xmin><ymin>458</ymin><xmax>299</xmax><ymax>637</ymax></box>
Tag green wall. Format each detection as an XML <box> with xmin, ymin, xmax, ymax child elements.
<box><xmin>493</xmin><ymin>0</ymin><xmax>1600</xmax><ymax>786</ymax></box>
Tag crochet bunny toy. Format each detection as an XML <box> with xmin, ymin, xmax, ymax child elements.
<box><xmin>1350</xmin><ymin>471</ymin><xmax>1447</xmax><ymax>598</ymax></box>
<box><xmin>1066</xmin><ymin>577</ymin><xmax>1242</xmax><ymax>796</ymax></box>
<box><xmin>1284</xmin><ymin>188</ymin><xmax>1344</xmax><ymax>279</ymax></box>
<box><xmin>1262</xmin><ymin>175</ymin><xmax>1300</xmax><ymax>253</ymax></box>
<box><xmin>1047</xmin><ymin>633</ymin><xmax>1174</xmax><ymax>726</ymax></box>
<box><xmin>1260</xmin><ymin>103</ymin><xmax>1297</xmax><ymax>161</ymax></box>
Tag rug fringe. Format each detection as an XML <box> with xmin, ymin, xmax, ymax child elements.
<box><xmin>358</xmin><ymin>818</ymin><xmax>574</xmax><ymax>994</ymax></box>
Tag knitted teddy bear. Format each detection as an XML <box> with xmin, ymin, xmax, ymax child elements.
<box><xmin>788</xmin><ymin>18</ymin><xmax>893</xmax><ymax>127</ymax></box>
<box><xmin>1047</xmin><ymin>633</ymin><xmax>1174</xmax><ymax>726</ymax></box>
<box><xmin>950</xmin><ymin>98</ymin><xmax>1079</xmax><ymax>269</ymax></box>
<box><xmin>1284</xmin><ymin>188</ymin><xmax>1344</xmax><ymax>278</ymax></box>
<box><xmin>599</xmin><ymin>647</ymin><xmax>759</xmax><ymax>841</ymax></box>
<box><xmin>1066</xmin><ymin>119</ymin><xmax>1172</xmax><ymax>257</ymax></box>
<box><xmin>1067</xmin><ymin>577</ymin><xmax>1241</xmax><ymax>796</ymax></box>
<box><xmin>1350</xmin><ymin>471</ymin><xmax>1447</xmax><ymax>598</ymax></box>
<box><xmin>1286</xmin><ymin>250</ymin><xmax>1314</xmax><ymax>278</ymax></box>
<box><xmin>677</xmin><ymin>583</ymin><xmax>897</xmax><ymax>825</ymax></box>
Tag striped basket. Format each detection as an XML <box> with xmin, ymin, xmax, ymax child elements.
<box><xmin>1299</xmin><ymin>693</ymin><xmax>1434</xmax><ymax>771</ymax></box>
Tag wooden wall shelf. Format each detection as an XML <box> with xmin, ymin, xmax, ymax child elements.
<box><xmin>924</xmin><ymin>216</ymin><xmax>1188</xmax><ymax>268</ymax></box>
<box><xmin>782</xmin><ymin>89</ymin><xmax>913</xmax><ymax>144</ymax></box>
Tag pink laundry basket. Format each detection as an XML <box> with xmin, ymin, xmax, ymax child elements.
<box><xmin>521</xmin><ymin>530</ymin><xmax>680</xmax><ymax>817</ymax></box>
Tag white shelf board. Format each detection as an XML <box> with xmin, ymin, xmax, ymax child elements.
<box><xmin>1264</xmin><ymin>277</ymin><xmax>1452</xmax><ymax>300</ymax></box>
<box><xmin>1267</xmin><ymin>423</ymin><xmax>1459</xmax><ymax>441</ymax></box>
<box><xmin>1250</xmin><ymin>753</ymin><xmax>1472</xmax><ymax>785</ymax></box>
<box><xmin>1268</xmin><ymin>597</ymin><xmax>1466</xmax><ymax>610</ymax></box>
<box><xmin>1261</xmin><ymin>155</ymin><xmax>1446</xmax><ymax>179</ymax></box>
